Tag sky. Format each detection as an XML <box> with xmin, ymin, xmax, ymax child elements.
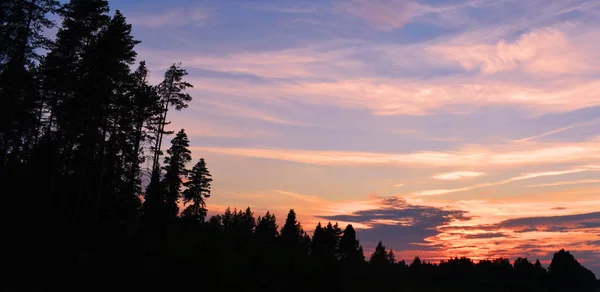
<box><xmin>108</xmin><ymin>0</ymin><xmax>599</xmax><ymax>273</ymax></box>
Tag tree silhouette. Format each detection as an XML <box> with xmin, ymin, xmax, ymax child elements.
<box><xmin>549</xmin><ymin>249</ymin><xmax>597</xmax><ymax>292</ymax></box>
<box><xmin>280</xmin><ymin>209</ymin><xmax>307</xmax><ymax>249</ymax></box>
<box><xmin>339</xmin><ymin>224</ymin><xmax>365</xmax><ymax>264</ymax></box>
<box><xmin>278</xmin><ymin>209</ymin><xmax>310</xmax><ymax>290</ymax></box>
<box><xmin>181</xmin><ymin>158</ymin><xmax>212</xmax><ymax>222</ymax></box>
<box><xmin>149</xmin><ymin>63</ymin><xmax>193</xmax><ymax>175</ymax></box>
<box><xmin>255</xmin><ymin>211</ymin><xmax>278</xmax><ymax>248</ymax></box>
<box><xmin>370</xmin><ymin>241</ymin><xmax>395</xmax><ymax>265</ymax></box>
<box><xmin>162</xmin><ymin>129</ymin><xmax>191</xmax><ymax>219</ymax></box>
<box><xmin>0</xmin><ymin>0</ymin><xmax>58</xmax><ymax>171</ymax></box>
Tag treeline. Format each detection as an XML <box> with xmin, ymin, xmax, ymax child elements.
<box><xmin>141</xmin><ymin>207</ymin><xmax>597</xmax><ymax>292</ymax></box>
<box><xmin>0</xmin><ymin>1</ymin><xmax>597</xmax><ymax>291</ymax></box>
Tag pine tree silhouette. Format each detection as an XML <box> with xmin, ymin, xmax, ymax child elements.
<box><xmin>181</xmin><ymin>158</ymin><xmax>212</xmax><ymax>223</ymax></box>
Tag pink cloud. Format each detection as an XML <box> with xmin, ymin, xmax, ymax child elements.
<box><xmin>182</xmin><ymin>75</ymin><xmax>600</xmax><ymax>116</ymax></box>
<box><xmin>137</xmin><ymin>20</ymin><xmax>600</xmax><ymax>117</ymax></box>
<box><xmin>137</xmin><ymin>44</ymin><xmax>360</xmax><ymax>80</ymax></box>
<box><xmin>429</xmin><ymin>26</ymin><xmax>599</xmax><ymax>75</ymax></box>
<box><xmin>166</xmin><ymin>120</ymin><xmax>275</xmax><ymax>138</ymax></box>
<box><xmin>192</xmin><ymin>99</ymin><xmax>305</xmax><ymax>126</ymax></box>
<box><xmin>191</xmin><ymin>138</ymin><xmax>600</xmax><ymax>167</ymax></box>
<box><xmin>411</xmin><ymin>166</ymin><xmax>598</xmax><ymax>197</ymax></box>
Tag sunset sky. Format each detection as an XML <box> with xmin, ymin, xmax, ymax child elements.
<box><xmin>108</xmin><ymin>0</ymin><xmax>599</xmax><ymax>273</ymax></box>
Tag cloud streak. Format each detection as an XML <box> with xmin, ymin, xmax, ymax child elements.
<box><xmin>412</xmin><ymin>166</ymin><xmax>598</xmax><ymax>197</ymax></box>
<box><xmin>514</xmin><ymin>118</ymin><xmax>600</xmax><ymax>142</ymax></box>
<box><xmin>525</xmin><ymin>179</ymin><xmax>600</xmax><ymax>188</ymax></box>
<box><xmin>192</xmin><ymin>138</ymin><xmax>600</xmax><ymax>167</ymax></box>
<box><xmin>433</xmin><ymin>171</ymin><xmax>486</xmax><ymax>180</ymax></box>
<box><xmin>444</xmin><ymin>211</ymin><xmax>600</xmax><ymax>233</ymax></box>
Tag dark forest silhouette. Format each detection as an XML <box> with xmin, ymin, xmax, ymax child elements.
<box><xmin>1</xmin><ymin>1</ymin><xmax>598</xmax><ymax>291</ymax></box>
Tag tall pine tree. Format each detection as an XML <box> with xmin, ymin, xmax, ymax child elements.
<box><xmin>149</xmin><ymin>63</ymin><xmax>193</xmax><ymax>176</ymax></box>
<box><xmin>181</xmin><ymin>158</ymin><xmax>212</xmax><ymax>222</ymax></box>
<box><xmin>163</xmin><ymin>129</ymin><xmax>191</xmax><ymax>219</ymax></box>
<box><xmin>0</xmin><ymin>0</ymin><xmax>58</xmax><ymax>170</ymax></box>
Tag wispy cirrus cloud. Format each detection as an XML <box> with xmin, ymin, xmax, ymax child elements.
<box><xmin>167</xmin><ymin>120</ymin><xmax>275</xmax><ymax>138</ymax></box>
<box><xmin>412</xmin><ymin>166</ymin><xmax>599</xmax><ymax>197</ymax></box>
<box><xmin>334</xmin><ymin>0</ymin><xmax>509</xmax><ymax>31</ymax></box>
<box><xmin>193</xmin><ymin>99</ymin><xmax>306</xmax><ymax>126</ymax></box>
<box><xmin>444</xmin><ymin>211</ymin><xmax>600</xmax><ymax>233</ymax></box>
<box><xmin>138</xmin><ymin>44</ymin><xmax>360</xmax><ymax>80</ymax></box>
<box><xmin>137</xmin><ymin>14</ymin><xmax>600</xmax><ymax>116</ymax></box>
<box><xmin>525</xmin><ymin>179</ymin><xmax>600</xmax><ymax>188</ymax></box>
<box><xmin>433</xmin><ymin>171</ymin><xmax>486</xmax><ymax>180</ymax></box>
<box><xmin>192</xmin><ymin>138</ymin><xmax>600</xmax><ymax>167</ymax></box>
<box><xmin>179</xmin><ymin>73</ymin><xmax>600</xmax><ymax>116</ymax></box>
<box><xmin>429</xmin><ymin>26</ymin><xmax>600</xmax><ymax>76</ymax></box>
<box><xmin>513</xmin><ymin>118</ymin><xmax>600</xmax><ymax>142</ymax></box>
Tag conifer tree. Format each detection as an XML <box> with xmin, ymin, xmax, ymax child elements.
<box><xmin>255</xmin><ymin>211</ymin><xmax>278</xmax><ymax>248</ymax></box>
<box><xmin>310</xmin><ymin>222</ymin><xmax>325</xmax><ymax>257</ymax></box>
<box><xmin>181</xmin><ymin>158</ymin><xmax>212</xmax><ymax>222</ymax></box>
<box><xmin>370</xmin><ymin>241</ymin><xmax>395</xmax><ymax>265</ymax></box>
<box><xmin>279</xmin><ymin>208</ymin><xmax>311</xmax><ymax>285</ymax></box>
<box><xmin>162</xmin><ymin>129</ymin><xmax>191</xmax><ymax>219</ymax></box>
<box><xmin>37</xmin><ymin>0</ymin><xmax>111</xmax><ymax>224</ymax></box>
<box><xmin>280</xmin><ymin>209</ymin><xmax>307</xmax><ymax>248</ymax></box>
<box><xmin>41</xmin><ymin>0</ymin><xmax>110</xmax><ymax>136</ymax></box>
<box><xmin>89</xmin><ymin>9</ymin><xmax>141</xmax><ymax>222</ymax></box>
<box><xmin>339</xmin><ymin>224</ymin><xmax>364</xmax><ymax>264</ymax></box>
<box><xmin>324</xmin><ymin>222</ymin><xmax>342</xmax><ymax>260</ymax></box>
<box><xmin>548</xmin><ymin>249</ymin><xmax>597</xmax><ymax>292</ymax></box>
<box><xmin>0</xmin><ymin>0</ymin><xmax>58</xmax><ymax>68</ymax></box>
<box><xmin>0</xmin><ymin>0</ymin><xmax>58</xmax><ymax>169</ymax></box>
<box><xmin>149</xmin><ymin>63</ymin><xmax>193</xmax><ymax>175</ymax></box>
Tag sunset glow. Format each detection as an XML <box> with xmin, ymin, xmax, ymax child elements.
<box><xmin>113</xmin><ymin>0</ymin><xmax>600</xmax><ymax>274</ymax></box>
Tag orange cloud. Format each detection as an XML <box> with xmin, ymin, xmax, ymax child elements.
<box><xmin>525</xmin><ymin>179</ymin><xmax>600</xmax><ymax>188</ymax></box>
<box><xmin>191</xmin><ymin>138</ymin><xmax>600</xmax><ymax>167</ymax></box>
<box><xmin>433</xmin><ymin>171</ymin><xmax>486</xmax><ymax>180</ymax></box>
